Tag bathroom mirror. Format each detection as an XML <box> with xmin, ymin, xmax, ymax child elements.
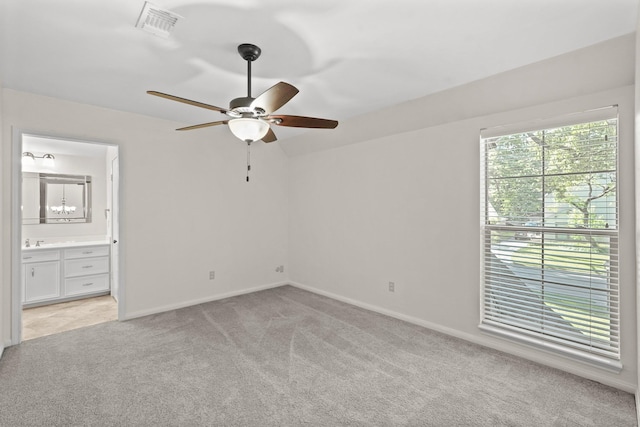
<box><xmin>22</xmin><ymin>173</ymin><xmax>92</xmax><ymax>224</ymax></box>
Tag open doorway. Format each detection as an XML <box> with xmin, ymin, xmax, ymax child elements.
<box><xmin>13</xmin><ymin>132</ymin><xmax>121</xmax><ymax>342</ymax></box>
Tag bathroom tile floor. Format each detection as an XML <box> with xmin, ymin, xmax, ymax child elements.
<box><xmin>22</xmin><ymin>295</ymin><xmax>118</xmax><ymax>341</ymax></box>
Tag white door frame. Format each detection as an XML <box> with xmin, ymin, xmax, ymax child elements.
<box><xmin>10</xmin><ymin>129</ymin><xmax>124</xmax><ymax>345</ymax></box>
<box><xmin>110</xmin><ymin>155</ymin><xmax>120</xmax><ymax>302</ymax></box>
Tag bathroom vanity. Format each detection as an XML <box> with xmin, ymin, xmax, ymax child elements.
<box><xmin>22</xmin><ymin>242</ymin><xmax>110</xmax><ymax>307</ymax></box>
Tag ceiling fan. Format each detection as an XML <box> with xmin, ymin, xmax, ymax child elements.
<box><xmin>148</xmin><ymin>43</ymin><xmax>338</xmax><ymax>144</ymax></box>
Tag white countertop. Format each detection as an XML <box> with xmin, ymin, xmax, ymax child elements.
<box><xmin>23</xmin><ymin>240</ymin><xmax>110</xmax><ymax>251</ymax></box>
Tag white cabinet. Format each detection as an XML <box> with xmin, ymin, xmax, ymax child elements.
<box><xmin>24</xmin><ymin>262</ymin><xmax>60</xmax><ymax>302</ymax></box>
<box><xmin>65</xmin><ymin>257</ymin><xmax>110</xmax><ymax>277</ymax></box>
<box><xmin>22</xmin><ymin>250</ymin><xmax>61</xmax><ymax>304</ymax></box>
<box><xmin>65</xmin><ymin>274</ymin><xmax>110</xmax><ymax>297</ymax></box>
<box><xmin>22</xmin><ymin>244</ymin><xmax>110</xmax><ymax>307</ymax></box>
<box><xmin>64</xmin><ymin>245</ymin><xmax>110</xmax><ymax>259</ymax></box>
<box><xmin>63</xmin><ymin>245</ymin><xmax>110</xmax><ymax>297</ymax></box>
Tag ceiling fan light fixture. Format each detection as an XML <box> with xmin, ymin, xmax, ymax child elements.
<box><xmin>228</xmin><ymin>118</ymin><xmax>270</xmax><ymax>143</ymax></box>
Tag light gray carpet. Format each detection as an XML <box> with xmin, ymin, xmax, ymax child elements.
<box><xmin>0</xmin><ymin>285</ymin><xmax>635</xmax><ymax>426</ymax></box>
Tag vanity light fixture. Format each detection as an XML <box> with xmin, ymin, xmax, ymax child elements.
<box><xmin>42</xmin><ymin>153</ymin><xmax>55</xmax><ymax>168</ymax></box>
<box><xmin>22</xmin><ymin>152</ymin><xmax>55</xmax><ymax>167</ymax></box>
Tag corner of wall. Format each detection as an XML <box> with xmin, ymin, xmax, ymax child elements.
<box><xmin>0</xmin><ymin>78</ymin><xmax>7</xmax><ymax>352</ymax></box>
<box><xmin>634</xmin><ymin>18</ymin><xmax>640</xmax><ymax>425</ymax></box>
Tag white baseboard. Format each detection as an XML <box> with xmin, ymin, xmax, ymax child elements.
<box><xmin>288</xmin><ymin>281</ymin><xmax>636</xmax><ymax>394</ymax></box>
<box><xmin>289</xmin><ymin>281</ymin><xmax>481</xmax><ymax>343</ymax></box>
<box><xmin>121</xmin><ymin>281</ymin><xmax>287</xmax><ymax>320</ymax></box>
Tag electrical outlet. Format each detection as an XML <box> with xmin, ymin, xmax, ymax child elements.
<box><xmin>209</xmin><ymin>271</ymin><xmax>215</xmax><ymax>280</ymax></box>
<box><xmin>275</xmin><ymin>265</ymin><xmax>284</xmax><ymax>273</ymax></box>
<box><xmin>388</xmin><ymin>281</ymin><xmax>395</xmax><ymax>292</ymax></box>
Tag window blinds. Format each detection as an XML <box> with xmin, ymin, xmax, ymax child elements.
<box><xmin>480</xmin><ymin>108</ymin><xmax>619</xmax><ymax>365</ymax></box>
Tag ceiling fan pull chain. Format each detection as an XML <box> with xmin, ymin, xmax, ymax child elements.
<box><xmin>246</xmin><ymin>141</ymin><xmax>251</xmax><ymax>182</ymax></box>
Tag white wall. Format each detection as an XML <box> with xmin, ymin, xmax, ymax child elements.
<box><xmin>1</xmin><ymin>89</ymin><xmax>289</xmax><ymax>345</ymax></box>
<box><xmin>288</xmin><ymin>35</ymin><xmax>637</xmax><ymax>391</ymax></box>
<box><xmin>0</xmin><ymin>76</ymin><xmax>5</xmax><ymax>358</ymax></box>
<box><xmin>635</xmin><ymin>13</ymin><xmax>640</xmax><ymax>416</ymax></box>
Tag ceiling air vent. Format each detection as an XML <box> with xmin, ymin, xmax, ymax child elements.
<box><xmin>135</xmin><ymin>2</ymin><xmax>182</xmax><ymax>38</ymax></box>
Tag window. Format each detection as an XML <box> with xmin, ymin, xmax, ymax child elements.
<box><xmin>480</xmin><ymin>108</ymin><xmax>619</xmax><ymax>370</ymax></box>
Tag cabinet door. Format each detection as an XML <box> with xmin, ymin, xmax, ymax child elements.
<box><xmin>23</xmin><ymin>261</ymin><xmax>61</xmax><ymax>303</ymax></box>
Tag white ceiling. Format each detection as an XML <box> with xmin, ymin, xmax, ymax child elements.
<box><xmin>1</xmin><ymin>0</ymin><xmax>638</xmax><ymax>143</ymax></box>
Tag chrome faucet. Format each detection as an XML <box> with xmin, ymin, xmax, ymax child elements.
<box><xmin>35</xmin><ymin>240</ymin><xmax>44</xmax><ymax>247</ymax></box>
<box><xmin>24</xmin><ymin>238</ymin><xmax>30</xmax><ymax>248</ymax></box>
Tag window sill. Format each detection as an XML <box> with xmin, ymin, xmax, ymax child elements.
<box><xmin>479</xmin><ymin>322</ymin><xmax>623</xmax><ymax>373</ymax></box>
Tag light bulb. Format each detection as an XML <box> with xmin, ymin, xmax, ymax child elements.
<box><xmin>228</xmin><ymin>118</ymin><xmax>270</xmax><ymax>142</ymax></box>
<box><xmin>42</xmin><ymin>153</ymin><xmax>55</xmax><ymax>168</ymax></box>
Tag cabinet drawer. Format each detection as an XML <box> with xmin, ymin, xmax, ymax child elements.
<box><xmin>64</xmin><ymin>256</ymin><xmax>109</xmax><ymax>277</ymax></box>
<box><xmin>65</xmin><ymin>245</ymin><xmax>109</xmax><ymax>259</ymax></box>
<box><xmin>22</xmin><ymin>250</ymin><xmax>60</xmax><ymax>263</ymax></box>
<box><xmin>65</xmin><ymin>274</ymin><xmax>109</xmax><ymax>296</ymax></box>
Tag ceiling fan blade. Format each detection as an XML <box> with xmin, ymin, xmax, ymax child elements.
<box><xmin>270</xmin><ymin>115</ymin><xmax>338</xmax><ymax>129</ymax></box>
<box><xmin>250</xmin><ymin>82</ymin><xmax>299</xmax><ymax>114</ymax></box>
<box><xmin>261</xmin><ymin>128</ymin><xmax>277</xmax><ymax>143</ymax></box>
<box><xmin>147</xmin><ymin>91</ymin><xmax>227</xmax><ymax>113</ymax></box>
<box><xmin>176</xmin><ymin>120</ymin><xmax>228</xmax><ymax>131</ymax></box>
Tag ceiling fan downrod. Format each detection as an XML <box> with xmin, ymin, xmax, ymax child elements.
<box><xmin>237</xmin><ymin>43</ymin><xmax>261</xmax><ymax>98</ymax></box>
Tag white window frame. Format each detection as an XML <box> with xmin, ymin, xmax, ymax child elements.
<box><xmin>479</xmin><ymin>107</ymin><xmax>621</xmax><ymax>372</ymax></box>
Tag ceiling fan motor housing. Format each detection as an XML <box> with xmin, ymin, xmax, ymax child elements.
<box><xmin>229</xmin><ymin>96</ymin><xmax>253</xmax><ymax>110</ymax></box>
<box><xmin>229</xmin><ymin>96</ymin><xmax>265</xmax><ymax>118</ymax></box>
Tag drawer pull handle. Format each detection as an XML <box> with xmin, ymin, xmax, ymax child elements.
<box><xmin>82</xmin><ymin>283</ymin><xmax>94</xmax><ymax>287</ymax></box>
<box><xmin>31</xmin><ymin>268</ymin><xmax>35</xmax><ymax>277</ymax></box>
<box><xmin>82</xmin><ymin>265</ymin><xmax>93</xmax><ymax>269</ymax></box>
<box><xmin>82</xmin><ymin>251</ymin><xmax>93</xmax><ymax>254</ymax></box>
<box><xmin>23</xmin><ymin>256</ymin><xmax>32</xmax><ymax>260</ymax></box>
